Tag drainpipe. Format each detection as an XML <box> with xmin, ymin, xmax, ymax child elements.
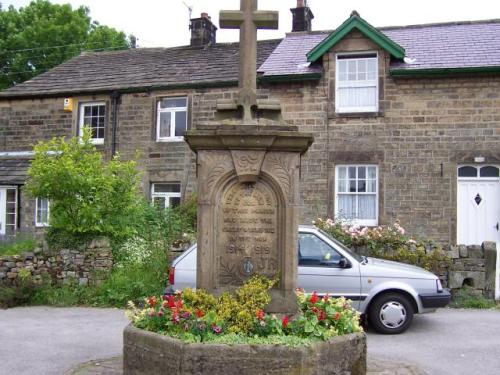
<box><xmin>110</xmin><ymin>91</ymin><xmax>121</xmax><ymax>157</ymax></box>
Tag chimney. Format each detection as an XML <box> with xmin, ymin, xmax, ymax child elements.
<box><xmin>190</xmin><ymin>12</ymin><xmax>217</xmax><ymax>46</ymax></box>
<box><xmin>291</xmin><ymin>0</ymin><xmax>314</xmax><ymax>32</ymax></box>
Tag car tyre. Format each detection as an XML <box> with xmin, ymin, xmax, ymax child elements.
<box><xmin>369</xmin><ymin>293</ymin><xmax>414</xmax><ymax>334</ymax></box>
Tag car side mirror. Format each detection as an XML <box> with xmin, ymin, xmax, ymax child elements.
<box><xmin>339</xmin><ymin>257</ymin><xmax>352</xmax><ymax>269</ymax></box>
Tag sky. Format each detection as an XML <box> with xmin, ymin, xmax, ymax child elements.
<box><xmin>3</xmin><ymin>0</ymin><xmax>500</xmax><ymax>48</ymax></box>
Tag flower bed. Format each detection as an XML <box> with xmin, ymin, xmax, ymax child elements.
<box><xmin>126</xmin><ymin>276</ymin><xmax>362</xmax><ymax>345</ymax></box>
<box><xmin>124</xmin><ymin>277</ymin><xmax>366</xmax><ymax>375</ymax></box>
<box><xmin>314</xmin><ymin>218</ymin><xmax>449</xmax><ymax>273</ymax></box>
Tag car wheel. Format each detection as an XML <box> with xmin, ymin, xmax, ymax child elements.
<box><xmin>369</xmin><ymin>293</ymin><xmax>414</xmax><ymax>334</ymax></box>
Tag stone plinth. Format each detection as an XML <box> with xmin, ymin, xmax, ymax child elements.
<box><xmin>185</xmin><ymin>125</ymin><xmax>313</xmax><ymax>313</ymax></box>
<box><xmin>123</xmin><ymin>325</ymin><xmax>366</xmax><ymax>375</ymax></box>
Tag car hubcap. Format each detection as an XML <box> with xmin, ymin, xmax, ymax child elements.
<box><xmin>379</xmin><ymin>301</ymin><xmax>406</xmax><ymax>329</ymax></box>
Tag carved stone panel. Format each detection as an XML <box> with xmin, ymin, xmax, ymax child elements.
<box><xmin>217</xmin><ymin>180</ymin><xmax>279</xmax><ymax>287</ymax></box>
<box><xmin>197</xmin><ymin>151</ymin><xmax>233</xmax><ymax>200</ymax></box>
<box><xmin>230</xmin><ymin>150</ymin><xmax>266</xmax><ymax>183</ymax></box>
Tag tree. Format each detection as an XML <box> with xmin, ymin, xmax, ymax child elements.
<box><xmin>25</xmin><ymin>128</ymin><xmax>141</xmax><ymax>239</ymax></box>
<box><xmin>0</xmin><ymin>0</ymin><xmax>130</xmax><ymax>90</ymax></box>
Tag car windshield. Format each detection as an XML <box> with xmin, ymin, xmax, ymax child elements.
<box><xmin>316</xmin><ymin>229</ymin><xmax>364</xmax><ymax>263</ymax></box>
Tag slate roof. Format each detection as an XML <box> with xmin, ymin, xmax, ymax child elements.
<box><xmin>0</xmin><ymin>158</ymin><xmax>31</xmax><ymax>184</ymax></box>
<box><xmin>1</xmin><ymin>19</ymin><xmax>500</xmax><ymax>99</ymax></box>
<box><xmin>0</xmin><ymin>39</ymin><xmax>281</xmax><ymax>99</ymax></box>
<box><xmin>259</xmin><ymin>19</ymin><xmax>500</xmax><ymax>76</ymax></box>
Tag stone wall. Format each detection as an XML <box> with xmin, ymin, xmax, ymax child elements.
<box><xmin>445</xmin><ymin>241</ymin><xmax>497</xmax><ymax>298</ymax></box>
<box><xmin>0</xmin><ymin>238</ymin><xmax>113</xmax><ymax>287</ymax></box>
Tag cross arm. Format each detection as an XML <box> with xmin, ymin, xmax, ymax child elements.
<box><xmin>219</xmin><ymin>10</ymin><xmax>279</xmax><ymax>30</ymax></box>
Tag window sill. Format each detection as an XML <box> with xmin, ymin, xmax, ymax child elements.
<box><xmin>331</xmin><ymin>111</ymin><xmax>384</xmax><ymax>119</ymax></box>
<box><xmin>156</xmin><ymin>138</ymin><xmax>185</xmax><ymax>143</ymax></box>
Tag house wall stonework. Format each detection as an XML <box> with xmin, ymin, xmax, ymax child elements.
<box><xmin>1</xmin><ymin>31</ymin><xmax>499</xmax><ymax>244</ymax></box>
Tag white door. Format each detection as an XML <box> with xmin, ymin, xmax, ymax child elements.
<box><xmin>457</xmin><ymin>166</ymin><xmax>500</xmax><ymax>245</ymax></box>
<box><xmin>0</xmin><ymin>188</ymin><xmax>6</xmax><ymax>236</ymax></box>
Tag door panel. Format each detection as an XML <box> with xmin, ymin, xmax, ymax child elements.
<box><xmin>297</xmin><ymin>232</ymin><xmax>362</xmax><ymax>309</ymax></box>
<box><xmin>458</xmin><ymin>180</ymin><xmax>500</xmax><ymax>245</ymax></box>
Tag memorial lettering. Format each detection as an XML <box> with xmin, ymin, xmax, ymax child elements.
<box><xmin>217</xmin><ymin>180</ymin><xmax>279</xmax><ymax>286</ymax></box>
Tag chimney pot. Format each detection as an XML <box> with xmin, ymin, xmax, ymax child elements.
<box><xmin>201</xmin><ymin>12</ymin><xmax>209</xmax><ymax>19</ymax></box>
<box><xmin>297</xmin><ymin>0</ymin><xmax>305</xmax><ymax>7</ymax></box>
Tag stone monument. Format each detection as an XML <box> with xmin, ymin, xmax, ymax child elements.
<box><xmin>184</xmin><ymin>0</ymin><xmax>313</xmax><ymax>313</ymax></box>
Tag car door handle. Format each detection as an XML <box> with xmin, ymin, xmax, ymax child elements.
<box><xmin>496</xmin><ymin>222</ymin><xmax>499</xmax><ymax>231</ymax></box>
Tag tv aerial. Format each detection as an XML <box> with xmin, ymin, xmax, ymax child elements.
<box><xmin>182</xmin><ymin>1</ymin><xmax>193</xmax><ymax>20</ymax></box>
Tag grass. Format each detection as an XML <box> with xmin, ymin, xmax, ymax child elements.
<box><xmin>0</xmin><ymin>236</ymin><xmax>36</xmax><ymax>256</ymax></box>
<box><xmin>450</xmin><ymin>287</ymin><xmax>499</xmax><ymax>309</ymax></box>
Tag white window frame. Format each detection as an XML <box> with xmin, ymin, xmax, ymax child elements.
<box><xmin>335</xmin><ymin>52</ymin><xmax>379</xmax><ymax>113</ymax></box>
<box><xmin>334</xmin><ymin>165</ymin><xmax>379</xmax><ymax>226</ymax></box>
<box><xmin>151</xmin><ymin>183</ymin><xmax>182</xmax><ymax>209</ymax></box>
<box><xmin>457</xmin><ymin>165</ymin><xmax>500</xmax><ymax>181</ymax></box>
<box><xmin>35</xmin><ymin>197</ymin><xmax>50</xmax><ymax>227</ymax></box>
<box><xmin>79</xmin><ymin>101</ymin><xmax>106</xmax><ymax>145</ymax></box>
<box><xmin>0</xmin><ymin>186</ymin><xmax>18</xmax><ymax>236</ymax></box>
<box><xmin>156</xmin><ymin>97</ymin><xmax>188</xmax><ymax>142</ymax></box>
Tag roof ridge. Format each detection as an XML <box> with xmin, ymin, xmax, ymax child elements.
<box><xmin>78</xmin><ymin>38</ymin><xmax>284</xmax><ymax>57</ymax></box>
<box><xmin>286</xmin><ymin>17</ymin><xmax>500</xmax><ymax>38</ymax></box>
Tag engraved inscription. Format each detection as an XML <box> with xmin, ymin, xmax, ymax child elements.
<box><xmin>218</xmin><ymin>180</ymin><xmax>279</xmax><ymax>286</ymax></box>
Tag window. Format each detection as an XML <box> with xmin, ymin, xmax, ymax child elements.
<box><xmin>151</xmin><ymin>183</ymin><xmax>181</xmax><ymax>209</ymax></box>
<box><xmin>35</xmin><ymin>198</ymin><xmax>50</xmax><ymax>227</ymax></box>
<box><xmin>298</xmin><ymin>233</ymin><xmax>341</xmax><ymax>266</ymax></box>
<box><xmin>336</xmin><ymin>53</ymin><xmax>378</xmax><ymax>113</ymax></box>
<box><xmin>79</xmin><ymin>102</ymin><xmax>106</xmax><ymax>144</ymax></box>
<box><xmin>0</xmin><ymin>187</ymin><xmax>17</xmax><ymax>236</ymax></box>
<box><xmin>458</xmin><ymin>165</ymin><xmax>499</xmax><ymax>179</ymax></box>
<box><xmin>335</xmin><ymin>165</ymin><xmax>378</xmax><ymax>226</ymax></box>
<box><xmin>156</xmin><ymin>97</ymin><xmax>188</xmax><ymax>141</ymax></box>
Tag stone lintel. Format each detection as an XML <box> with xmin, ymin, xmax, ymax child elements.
<box><xmin>185</xmin><ymin>128</ymin><xmax>313</xmax><ymax>155</ymax></box>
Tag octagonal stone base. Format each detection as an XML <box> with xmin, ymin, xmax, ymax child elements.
<box><xmin>123</xmin><ymin>324</ymin><xmax>366</xmax><ymax>375</ymax></box>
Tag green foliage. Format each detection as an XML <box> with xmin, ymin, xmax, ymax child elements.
<box><xmin>25</xmin><ymin>128</ymin><xmax>141</xmax><ymax>240</ymax></box>
<box><xmin>450</xmin><ymin>287</ymin><xmax>499</xmax><ymax>309</ymax></box>
<box><xmin>0</xmin><ymin>234</ymin><xmax>36</xmax><ymax>256</ymax></box>
<box><xmin>314</xmin><ymin>218</ymin><xmax>449</xmax><ymax>273</ymax></box>
<box><xmin>0</xmin><ymin>0</ymin><xmax>129</xmax><ymax>90</ymax></box>
<box><xmin>127</xmin><ymin>277</ymin><xmax>363</xmax><ymax>344</ymax></box>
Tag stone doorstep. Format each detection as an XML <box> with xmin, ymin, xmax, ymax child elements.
<box><xmin>67</xmin><ymin>356</ymin><xmax>427</xmax><ymax>375</ymax></box>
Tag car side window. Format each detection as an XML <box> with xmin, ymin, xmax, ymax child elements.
<box><xmin>298</xmin><ymin>233</ymin><xmax>342</xmax><ymax>266</ymax></box>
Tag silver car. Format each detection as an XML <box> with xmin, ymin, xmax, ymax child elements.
<box><xmin>167</xmin><ymin>226</ymin><xmax>450</xmax><ymax>334</ymax></box>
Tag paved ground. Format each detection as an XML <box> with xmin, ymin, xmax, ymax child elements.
<box><xmin>367</xmin><ymin>308</ymin><xmax>500</xmax><ymax>375</ymax></box>
<box><xmin>1</xmin><ymin>307</ymin><xmax>499</xmax><ymax>374</ymax></box>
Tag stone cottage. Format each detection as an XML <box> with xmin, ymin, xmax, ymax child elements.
<box><xmin>0</xmin><ymin>2</ymin><xmax>499</xmax><ymax>246</ymax></box>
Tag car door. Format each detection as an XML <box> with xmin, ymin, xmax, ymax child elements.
<box><xmin>297</xmin><ymin>231</ymin><xmax>362</xmax><ymax>310</ymax></box>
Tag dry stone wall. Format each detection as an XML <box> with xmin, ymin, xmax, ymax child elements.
<box><xmin>0</xmin><ymin>238</ymin><xmax>113</xmax><ymax>287</ymax></box>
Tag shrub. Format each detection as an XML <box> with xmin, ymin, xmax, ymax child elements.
<box><xmin>25</xmin><ymin>127</ymin><xmax>141</xmax><ymax>240</ymax></box>
<box><xmin>450</xmin><ymin>287</ymin><xmax>498</xmax><ymax>309</ymax></box>
<box><xmin>314</xmin><ymin>218</ymin><xmax>449</xmax><ymax>273</ymax></box>
<box><xmin>127</xmin><ymin>276</ymin><xmax>363</xmax><ymax>345</ymax></box>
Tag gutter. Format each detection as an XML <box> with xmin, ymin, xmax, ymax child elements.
<box><xmin>390</xmin><ymin>66</ymin><xmax>500</xmax><ymax>77</ymax></box>
<box><xmin>110</xmin><ymin>91</ymin><xmax>121</xmax><ymax>157</ymax></box>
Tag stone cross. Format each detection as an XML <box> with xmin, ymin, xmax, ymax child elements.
<box><xmin>219</xmin><ymin>0</ymin><xmax>280</xmax><ymax>123</ymax></box>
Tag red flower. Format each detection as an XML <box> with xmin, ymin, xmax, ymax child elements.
<box><xmin>334</xmin><ymin>312</ymin><xmax>341</xmax><ymax>321</ymax></box>
<box><xmin>311</xmin><ymin>306</ymin><xmax>319</xmax><ymax>314</ymax></box>
<box><xmin>175</xmin><ymin>299</ymin><xmax>183</xmax><ymax>309</ymax></box>
<box><xmin>147</xmin><ymin>296</ymin><xmax>157</xmax><ymax>308</ymax></box>
<box><xmin>309</xmin><ymin>292</ymin><xmax>319</xmax><ymax>305</ymax></box>
<box><xmin>256</xmin><ymin>309</ymin><xmax>265</xmax><ymax>320</ymax></box>
<box><xmin>172</xmin><ymin>311</ymin><xmax>180</xmax><ymax>324</ymax></box>
<box><xmin>195</xmin><ymin>309</ymin><xmax>205</xmax><ymax>318</ymax></box>
<box><xmin>282</xmin><ymin>316</ymin><xmax>289</xmax><ymax>329</ymax></box>
<box><xmin>158</xmin><ymin>310</ymin><xmax>164</xmax><ymax>318</ymax></box>
<box><xmin>318</xmin><ymin>310</ymin><xmax>327</xmax><ymax>321</ymax></box>
<box><xmin>167</xmin><ymin>295</ymin><xmax>175</xmax><ymax>309</ymax></box>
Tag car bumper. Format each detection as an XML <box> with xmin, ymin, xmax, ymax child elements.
<box><xmin>419</xmin><ymin>290</ymin><xmax>451</xmax><ymax>309</ymax></box>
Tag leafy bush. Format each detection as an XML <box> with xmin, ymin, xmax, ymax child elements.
<box><xmin>25</xmin><ymin>128</ymin><xmax>141</xmax><ymax>240</ymax></box>
<box><xmin>127</xmin><ymin>276</ymin><xmax>362</xmax><ymax>345</ymax></box>
<box><xmin>314</xmin><ymin>218</ymin><xmax>449</xmax><ymax>273</ymax></box>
